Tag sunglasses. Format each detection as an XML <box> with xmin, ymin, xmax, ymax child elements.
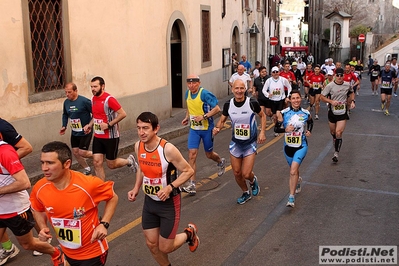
<box><xmin>336</xmin><ymin>74</ymin><xmax>344</xmax><ymax>77</ymax></box>
<box><xmin>272</xmin><ymin>71</ymin><xmax>279</xmax><ymax>73</ymax></box>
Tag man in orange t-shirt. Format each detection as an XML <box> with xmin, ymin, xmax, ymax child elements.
<box><xmin>30</xmin><ymin>141</ymin><xmax>118</xmax><ymax>265</ymax></box>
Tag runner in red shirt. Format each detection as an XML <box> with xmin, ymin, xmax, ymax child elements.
<box><xmin>343</xmin><ymin>64</ymin><xmax>359</xmax><ymax>112</ymax></box>
<box><xmin>343</xmin><ymin>64</ymin><xmax>359</xmax><ymax>86</ymax></box>
<box><xmin>84</xmin><ymin>76</ymin><xmax>138</xmax><ymax>180</ymax></box>
<box><xmin>307</xmin><ymin>65</ymin><xmax>325</xmax><ymax>120</ymax></box>
<box><xmin>303</xmin><ymin>63</ymin><xmax>314</xmax><ymax>102</ymax></box>
<box><xmin>280</xmin><ymin>62</ymin><xmax>297</xmax><ymax>98</ymax></box>
<box><xmin>0</xmin><ymin>141</ymin><xmax>63</xmax><ymax>266</ymax></box>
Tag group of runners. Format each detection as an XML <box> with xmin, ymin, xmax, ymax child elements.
<box><xmin>368</xmin><ymin>58</ymin><xmax>398</xmax><ymax>115</ymax></box>
<box><xmin>250</xmin><ymin>58</ymin><xmax>358</xmax><ymax>207</ymax></box>
<box><xmin>0</xmin><ymin>54</ymin><xmax>396</xmax><ymax>265</ymax></box>
<box><xmin>0</xmin><ymin>77</ymin><xmax>199</xmax><ymax>266</ymax></box>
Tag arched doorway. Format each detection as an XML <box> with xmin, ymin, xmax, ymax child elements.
<box><xmin>231</xmin><ymin>26</ymin><xmax>240</xmax><ymax>75</ymax></box>
<box><xmin>170</xmin><ymin>21</ymin><xmax>183</xmax><ymax>108</ymax></box>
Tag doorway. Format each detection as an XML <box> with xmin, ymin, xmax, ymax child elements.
<box><xmin>171</xmin><ymin>22</ymin><xmax>183</xmax><ymax>108</ymax></box>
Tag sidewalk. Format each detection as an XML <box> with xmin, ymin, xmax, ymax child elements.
<box><xmin>22</xmin><ymin>93</ymin><xmax>233</xmax><ymax>184</ymax></box>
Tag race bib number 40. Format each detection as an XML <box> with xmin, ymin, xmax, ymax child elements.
<box><xmin>234</xmin><ymin>123</ymin><xmax>250</xmax><ymax>140</ymax></box>
<box><xmin>51</xmin><ymin>218</ymin><xmax>82</xmax><ymax>249</ymax></box>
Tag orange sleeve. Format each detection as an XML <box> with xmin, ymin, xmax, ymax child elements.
<box><xmin>29</xmin><ymin>179</ymin><xmax>47</xmax><ymax>212</ymax></box>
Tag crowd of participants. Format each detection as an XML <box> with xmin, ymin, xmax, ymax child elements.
<box><xmin>0</xmin><ymin>52</ymin><xmax>397</xmax><ymax>266</ymax></box>
<box><xmin>0</xmin><ymin>76</ymin><xmax>199</xmax><ymax>266</ymax></box>
<box><xmin>228</xmin><ymin>52</ymin><xmax>397</xmax><ymax>207</ymax></box>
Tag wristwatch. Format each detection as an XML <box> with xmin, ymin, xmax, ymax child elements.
<box><xmin>100</xmin><ymin>221</ymin><xmax>110</xmax><ymax>229</ymax></box>
<box><xmin>203</xmin><ymin>114</ymin><xmax>208</xmax><ymax>120</ymax></box>
<box><xmin>107</xmin><ymin>123</ymin><xmax>112</xmax><ymax>129</ymax></box>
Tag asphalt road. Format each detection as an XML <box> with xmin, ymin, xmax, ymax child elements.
<box><xmin>6</xmin><ymin>76</ymin><xmax>399</xmax><ymax>266</ymax></box>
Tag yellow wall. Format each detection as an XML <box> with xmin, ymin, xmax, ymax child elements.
<box><xmin>0</xmin><ymin>0</ymin><xmax>246</xmax><ymax>149</ymax></box>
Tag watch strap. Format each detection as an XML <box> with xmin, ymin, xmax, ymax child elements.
<box><xmin>100</xmin><ymin>221</ymin><xmax>109</xmax><ymax>229</ymax></box>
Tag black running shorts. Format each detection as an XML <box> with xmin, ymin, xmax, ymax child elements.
<box><xmin>0</xmin><ymin>208</ymin><xmax>35</xmax><ymax>236</ymax></box>
<box><xmin>142</xmin><ymin>195</ymin><xmax>181</xmax><ymax>239</ymax></box>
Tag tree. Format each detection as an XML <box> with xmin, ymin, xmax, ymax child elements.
<box><xmin>325</xmin><ymin>0</ymin><xmax>378</xmax><ymax>31</ymax></box>
<box><xmin>349</xmin><ymin>25</ymin><xmax>369</xmax><ymax>38</ymax></box>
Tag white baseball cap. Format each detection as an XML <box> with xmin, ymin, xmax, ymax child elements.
<box><xmin>327</xmin><ymin>70</ymin><xmax>334</xmax><ymax>75</ymax></box>
<box><xmin>271</xmin><ymin>66</ymin><xmax>279</xmax><ymax>72</ymax></box>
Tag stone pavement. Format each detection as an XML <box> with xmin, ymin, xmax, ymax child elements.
<box><xmin>22</xmin><ymin>93</ymin><xmax>233</xmax><ymax>184</ymax></box>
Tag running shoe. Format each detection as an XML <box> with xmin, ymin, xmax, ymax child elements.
<box><xmin>181</xmin><ymin>182</ymin><xmax>196</xmax><ymax>195</ymax></box>
<box><xmin>0</xmin><ymin>244</ymin><xmax>20</xmax><ymax>266</ymax></box>
<box><xmin>127</xmin><ymin>154</ymin><xmax>138</xmax><ymax>173</ymax></box>
<box><xmin>395</xmin><ymin>93</ymin><xmax>398</xmax><ymax>97</ymax></box>
<box><xmin>356</xmin><ymin>91</ymin><xmax>359</xmax><ymax>95</ymax></box>
<box><xmin>250</xmin><ymin>176</ymin><xmax>260</xmax><ymax>196</ymax></box>
<box><xmin>185</xmin><ymin>223</ymin><xmax>200</xmax><ymax>252</ymax></box>
<box><xmin>381</xmin><ymin>102</ymin><xmax>385</xmax><ymax>110</ymax></box>
<box><xmin>33</xmin><ymin>237</ymin><xmax>52</xmax><ymax>256</ymax></box>
<box><xmin>274</xmin><ymin>133</ymin><xmax>279</xmax><ymax>137</ymax></box>
<box><xmin>384</xmin><ymin>110</ymin><xmax>390</xmax><ymax>116</ymax></box>
<box><xmin>217</xmin><ymin>158</ymin><xmax>226</xmax><ymax>176</ymax></box>
<box><xmin>314</xmin><ymin>114</ymin><xmax>319</xmax><ymax>120</ymax></box>
<box><xmin>286</xmin><ymin>195</ymin><xmax>295</xmax><ymax>208</ymax></box>
<box><xmin>295</xmin><ymin>176</ymin><xmax>302</xmax><ymax>194</ymax></box>
<box><xmin>237</xmin><ymin>191</ymin><xmax>252</xmax><ymax>204</ymax></box>
<box><xmin>51</xmin><ymin>246</ymin><xmax>64</xmax><ymax>266</ymax></box>
<box><xmin>332</xmin><ymin>152</ymin><xmax>339</xmax><ymax>163</ymax></box>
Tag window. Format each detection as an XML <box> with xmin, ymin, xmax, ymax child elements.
<box><xmin>286</xmin><ymin>27</ymin><xmax>290</xmax><ymax>32</ymax></box>
<box><xmin>244</xmin><ymin>0</ymin><xmax>250</xmax><ymax>10</ymax></box>
<box><xmin>222</xmin><ymin>0</ymin><xmax>226</xmax><ymax>18</ymax></box>
<box><xmin>284</xmin><ymin>37</ymin><xmax>291</xmax><ymax>45</ymax></box>
<box><xmin>24</xmin><ymin>0</ymin><xmax>70</xmax><ymax>100</ymax></box>
<box><xmin>201</xmin><ymin>6</ymin><xmax>211</xmax><ymax>67</ymax></box>
<box><xmin>264</xmin><ymin>0</ymin><xmax>269</xmax><ymax>17</ymax></box>
<box><xmin>28</xmin><ymin>0</ymin><xmax>65</xmax><ymax>93</ymax></box>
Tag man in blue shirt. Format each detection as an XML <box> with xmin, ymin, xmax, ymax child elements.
<box><xmin>378</xmin><ymin>62</ymin><xmax>397</xmax><ymax>116</ymax></box>
<box><xmin>239</xmin><ymin>55</ymin><xmax>252</xmax><ymax>73</ymax></box>
<box><xmin>60</xmin><ymin>83</ymin><xmax>93</xmax><ymax>174</ymax></box>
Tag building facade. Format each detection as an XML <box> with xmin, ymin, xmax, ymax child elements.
<box><xmin>1</xmin><ymin>0</ymin><xmax>280</xmax><ymax>150</ymax></box>
<box><xmin>306</xmin><ymin>0</ymin><xmax>399</xmax><ymax>64</ymax></box>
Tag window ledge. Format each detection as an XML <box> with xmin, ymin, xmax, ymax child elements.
<box><xmin>29</xmin><ymin>89</ymin><xmax>65</xmax><ymax>104</ymax></box>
